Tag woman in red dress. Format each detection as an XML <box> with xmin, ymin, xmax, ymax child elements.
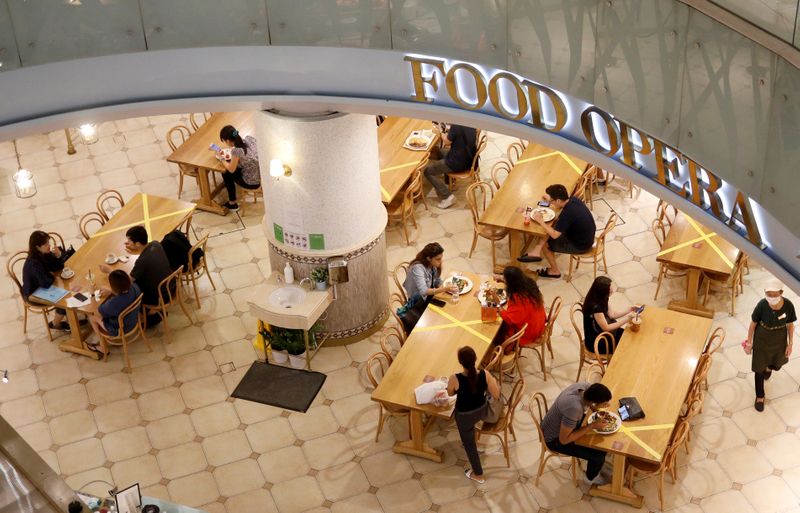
<box><xmin>498</xmin><ymin>266</ymin><xmax>546</xmax><ymax>347</ymax></box>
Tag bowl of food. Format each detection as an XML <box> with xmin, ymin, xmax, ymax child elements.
<box><xmin>531</xmin><ymin>207</ymin><xmax>556</xmax><ymax>222</ymax></box>
<box><xmin>443</xmin><ymin>275</ymin><xmax>473</xmax><ymax>295</ymax></box>
<box><xmin>588</xmin><ymin>410</ymin><xmax>621</xmax><ymax>434</ymax></box>
<box><xmin>404</xmin><ymin>132</ymin><xmax>432</xmax><ymax>150</ymax></box>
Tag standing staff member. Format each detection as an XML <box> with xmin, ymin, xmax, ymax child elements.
<box><xmin>744</xmin><ymin>281</ymin><xmax>796</xmax><ymax>412</ymax></box>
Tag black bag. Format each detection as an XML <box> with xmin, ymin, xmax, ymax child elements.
<box><xmin>161</xmin><ymin>230</ymin><xmax>201</xmax><ymax>272</ymax></box>
<box><xmin>397</xmin><ymin>295</ymin><xmax>429</xmax><ymax>334</ymax></box>
<box><xmin>59</xmin><ymin>245</ymin><xmax>76</xmax><ymax>264</ymax></box>
<box><xmin>619</xmin><ymin>397</ymin><xmax>645</xmax><ymax>420</ymax></box>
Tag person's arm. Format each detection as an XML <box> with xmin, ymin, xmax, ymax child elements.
<box><xmin>486</xmin><ymin>371</ymin><xmax>500</xmax><ymax>400</ymax></box>
<box><xmin>499</xmin><ymin>299</ymin><xmax>524</xmax><ymax>324</ymax></box>
<box><xmin>787</xmin><ymin>323</ymin><xmax>794</xmax><ymax>357</ymax></box>
<box><xmin>745</xmin><ymin>321</ymin><xmax>757</xmax><ymax>353</ymax></box>
<box><xmin>558</xmin><ymin>417</ymin><xmax>607</xmax><ymax>445</ymax></box>
<box><xmin>409</xmin><ymin>265</ymin><xmax>448</xmax><ymax>297</ymax></box>
<box><xmin>533</xmin><ymin>215</ymin><xmax>563</xmax><ymax>239</ymax></box>
<box><xmin>608</xmin><ymin>305</ymin><xmax>637</xmax><ymax>319</ymax></box>
<box><xmin>593</xmin><ymin>311</ymin><xmax>632</xmax><ymax>332</ymax></box>
<box><xmin>447</xmin><ymin>374</ymin><xmax>458</xmax><ymax>396</ymax></box>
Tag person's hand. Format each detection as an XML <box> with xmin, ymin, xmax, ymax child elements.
<box><xmin>589</xmin><ymin>418</ymin><xmax>611</xmax><ymax>430</ymax></box>
<box><xmin>787</xmin><ymin>343</ymin><xmax>793</xmax><ymax>358</ymax></box>
<box><xmin>99</xmin><ymin>287</ymin><xmax>112</xmax><ymax>299</ymax></box>
<box><xmin>630</xmin><ymin>305</ymin><xmax>639</xmax><ymax>313</ymax></box>
<box><xmin>532</xmin><ymin>212</ymin><xmax>544</xmax><ymax>224</ymax></box>
<box><xmin>492</xmin><ymin>274</ymin><xmax>504</xmax><ymax>283</ymax></box>
<box><xmin>99</xmin><ymin>264</ymin><xmax>111</xmax><ymax>273</ymax></box>
<box><xmin>52</xmin><ymin>246</ymin><xmax>62</xmax><ymax>258</ymax></box>
<box><xmin>69</xmin><ymin>285</ymin><xmax>82</xmax><ymax>293</ymax></box>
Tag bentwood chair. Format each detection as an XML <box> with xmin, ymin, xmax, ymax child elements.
<box><xmin>530</xmin><ymin>392</ymin><xmax>579</xmax><ymax>486</ymax></box>
<box><xmin>379</xmin><ymin>325</ymin><xmax>405</xmax><ymax>363</ymax></box>
<box><xmin>521</xmin><ymin>296</ymin><xmax>562</xmax><ymax>381</ymax></box>
<box><xmin>392</xmin><ymin>261</ymin><xmax>410</xmax><ymax>303</ymax></box>
<box><xmin>517</xmin><ymin>138</ymin><xmax>528</xmax><ymax>149</ymax></box>
<box><xmin>389</xmin><ymin>292</ymin><xmax>408</xmax><ymax>338</ymax></box>
<box><xmin>570</xmin><ymin>302</ymin><xmax>615</xmax><ymax>382</ymax></box>
<box><xmin>446</xmin><ymin>132</ymin><xmax>488</xmax><ymax>191</ymax></box>
<box><xmin>701</xmin><ymin>254</ymin><xmax>748</xmax><ymax>316</ymax></box>
<box><xmin>177</xmin><ymin>214</ymin><xmax>193</xmax><ymax>241</ymax></box>
<box><xmin>366</xmin><ymin>351</ymin><xmax>410</xmax><ymax>441</ymax></box>
<box><xmin>79</xmin><ymin>212</ymin><xmax>106</xmax><ymax>240</ymax></box>
<box><xmin>498</xmin><ymin>324</ymin><xmax>528</xmax><ymax>383</ymax></box>
<box><xmin>592</xmin><ymin>331</ymin><xmax>617</xmax><ymax>373</ymax></box>
<box><xmin>386</xmin><ymin>170</ymin><xmax>421</xmax><ymax>246</ymax></box>
<box><xmin>143</xmin><ymin>266</ymin><xmax>193</xmax><ymax>342</ymax></box>
<box><xmin>656</xmin><ymin>199</ymin><xmax>678</xmax><ymax>227</ymax></box>
<box><xmin>96</xmin><ymin>190</ymin><xmax>125</xmax><ymax>221</ymax></box>
<box><xmin>189</xmin><ymin>112</ymin><xmax>212</xmax><ymax>132</ymax></box>
<box><xmin>237</xmin><ymin>185</ymin><xmax>263</xmax><ymax>216</ymax></box>
<box><xmin>180</xmin><ymin>234</ymin><xmax>215</xmax><ymax>308</ymax></box>
<box><xmin>477</xmin><ymin>378</ymin><xmax>525</xmax><ymax>467</ymax></box>
<box><xmin>7</xmin><ymin>251</ymin><xmax>57</xmax><ymax>341</ymax></box>
<box><xmin>100</xmin><ymin>294</ymin><xmax>150</xmax><ymax>371</ymax></box>
<box><xmin>573</xmin><ymin>166</ymin><xmax>598</xmax><ymax>210</ymax></box>
<box><xmin>167</xmin><ymin>125</ymin><xmax>212</xmax><ymax>199</ymax></box>
<box><xmin>566</xmin><ymin>212</ymin><xmax>618</xmax><ymax>283</ymax></box>
<box><xmin>703</xmin><ymin>327</ymin><xmax>726</xmax><ymax>357</ymax></box>
<box><xmin>47</xmin><ymin>232</ymin><xmax>66</xmax><ymax>252</ymax></box>
<box><xmin>490</xmin><ymin>160</ymin><xmax>512</xmax><ymax>190</ymax></box>
<box><xmin>506</xmin><ymin>141</ymin><xmax>525</xmax><ymax>165</ymax></box>
<box><xmin>408</xmin><ymin>155</ymin><xmax>430</xmax><ymax>211</ymax></box>
<box><xmin>466</xmin><ymin>181</ymin><xmax>508</xmax><ymax>272</ymax></box>
<box><xmin>678</xmin><ymin>397</ymin><xmax>703</xmax><ymax>453</ymax></box>
<box><xmin>652</xmin><ymin>218</ymin><xmax>688</xmax><ymax>300</ymax></box>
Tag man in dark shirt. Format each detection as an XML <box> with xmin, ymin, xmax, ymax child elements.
<box><xmin>423</xmin><ymin>124</ymin><xmax>478</xmax><ymax>209</ymax></box>
<box><xmin>518</xmin><ymin>184</ymin><xmax>596</xmax><ymax>279</ymax></box>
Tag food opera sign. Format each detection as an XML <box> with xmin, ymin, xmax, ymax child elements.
<box><xmin>404</xmin><ymin>55</ymin><xmax>765</xmax><ymax>249</ymax></box>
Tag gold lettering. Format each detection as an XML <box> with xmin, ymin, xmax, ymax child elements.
<box><xmin>580</xmin><ymin>106</ymin><xmax>620</xmax><ymax>156</ymax></box>
<box><xmin>653</xmin><ymin>140</ymin><xmax>684</xmax><ymax>195</ymax></box>
<box><xmin>729</xmin><ymin>191</ymin><xmax>764</xmax><ymax>248</ymax></box>
<box><xmin>618</xmin><ymin>121</ymin><xmax>653</xmax><ymax>169</ymax></box>
<box><xmin>488</xmin><ymin>73</ymin><xmax>528</xmax><ymax>121</ymax></box>
<box><xmin>445</xmin><ymin>63</ymin><xmax>488</xmax><ymax>110</ymax></box>
<box><xmin>404</xmin><ymin>56</ymin><xmax>446</xmax><ymax>103</ymax></box>
<box><xmin>697</xmin><ymin>168</ymin><xmax>725</xmax><ymax>218</ymax></box>
<box><xmin>523</xmin><ymin>81</ymin><xmax>567</xmax><ymax>132</ymax></box>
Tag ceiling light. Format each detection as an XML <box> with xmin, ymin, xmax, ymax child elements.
<box><xmin>11</xmin><ymin>140</ymin><xmax>36</xmax><ymax>198</ymax></box>
<box><xmin>79</xmin><ymin>123</ymin><xmax>98</xmax><ymax>144</ymax></box>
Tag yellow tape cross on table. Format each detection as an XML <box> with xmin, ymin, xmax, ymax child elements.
<box><xmin>427</xmin><ymin>304</ymin><xmax>493</xmax><ymax>343</ymax></box>
<box><xmin>92</xmin><ymin>194</ymin><xmax>194</xmax><ymax>241</ymax></box>
<box><xmin>616</xmin><ymin>423</ymin><xmax>675</xmax><ymax>460</ymax></box>
<box><xmin>656</xmin><ymin>215</ymin><xmax>734</xmax><ymax>269</ymax></box>
<box><xmin>514</xmin><ymin>151</ymin><xmax>584</xmax><ymax>176</ymax></box>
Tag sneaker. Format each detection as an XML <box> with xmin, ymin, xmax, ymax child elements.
<box><xmin>437</xmin><ymin>195</ymin><xmax>456</xmax><ymax>209</ymax></box>
<box><xmin>48</xmin><ymin>321</ymin><xmax>70</xmax><ymax>332</ymax></box>
<box><xmin>224</xmin><ymin>202</ymin><xmax>240</xmax><ymax>212</ymax></box>
<box><xmin>583</xmin><ymin>473</ymin><xmax>609</xmax><ymax>486</ymax></box>
<box><xmin>464</xmin><ymin>468</ymin><xmax>485</xmax><ymax>484</ymax></box>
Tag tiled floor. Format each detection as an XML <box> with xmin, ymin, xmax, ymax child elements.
<box><xmin>1</xmin><ymin>116</ymin><xmax>799</xmax><ymax>513</ymax></box>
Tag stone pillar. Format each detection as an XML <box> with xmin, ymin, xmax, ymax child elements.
<box><xmin>255</xmin><ymin>111</ymin><xmax>389</xmax><ymax>343</ymax></box>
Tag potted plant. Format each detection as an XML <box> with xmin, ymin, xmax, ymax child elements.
<box><xmin>269</xmin><ymin>329</ymin><xmax>289</xmax><ymax>364</ymax></box>
<box><xmin>310</xmin><ymin>267</ymin><xmax>328</xmax><ymax>291</ymax></box>
<box><xmin>286</xmin><ymin>333</ymin><xmax>307</xmax><ymax>369</ymax></box>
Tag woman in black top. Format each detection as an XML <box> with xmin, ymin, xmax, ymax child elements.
<box><xmin>447</xmin><ymin>346</ymin><xmax>500</xmax><ymax>484</ymax></box>
<box><xmin>582</xmin><ymin>276</ymin><xmax>636</xmax><ymax>354</ymax></box>
<box><xmin>22</xmin><ymin>231</ymin><xmax>68</xmax><ymax>330</ymax></box>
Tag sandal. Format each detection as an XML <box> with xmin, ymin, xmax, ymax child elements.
<box><xmin>536</xmin><ymin>269</ymin><xmax>562</xmax><ymax>279</ymax></box>
<box><xmin>465</xmin><ymin>468</ymin><xmax>485</xmax><ymax>484</ymax></box>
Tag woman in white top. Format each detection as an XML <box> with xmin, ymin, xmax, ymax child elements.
<box><xmin>217</xmin><ymin>125</ymin><xmax>260</xmax><ymax>212</ymax></box>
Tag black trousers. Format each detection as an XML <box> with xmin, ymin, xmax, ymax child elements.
<box><xmin>455</xmin><ymin>403</ymin><xmax>488</xmax><ymax>475</ymax></box>
<box><xmin>222</xmin><ymin>168</ymin><xmax>260</xmax><ymax>202</ymax></box>
<box><xmin>546</xmin><ymin>438</ymin><xmax>606</xmax><ymax>480</ymax></box>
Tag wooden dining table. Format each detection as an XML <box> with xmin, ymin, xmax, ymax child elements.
<box><xmin>378</xmin><ymin>117</ymin><xmax>439</xmax><ymax>204</ymax></box>
<box><xmin>479</xmin><ymin>143</ymin><xmax>588</xmax><ymax>261</ymax></box>
<box><xmin>53</xmin><ymin>193</ymin><xmax>196</xmax><ymax>359</ymax></box>
<box><xmin>656</xmin><ymin>213</ymin><xmax>741</xmax><ymax>318</ymax></box>
<box><xmin>166</xmin><ymin>112</ymin><xmax>255</xmax><ymax>215</ymax></box>
<box><xmin>371</xmin><ymin>272</ymin><xmax>501</xmax><ymax>461</ymax></box>
<box><xmin>577</xmin><ymin>307</ymin><xmax>712</xmax><ymax>507</ymax></box>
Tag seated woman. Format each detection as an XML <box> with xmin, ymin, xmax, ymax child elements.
<box><xmin>399</xmin><ymin>242</ymin><xmax>456</xmax><ymax>333</ymax></box>
<box><xmin>582</xmin><ymin>276</ymin><xmax>636</xmax><ymax>355</ymax></box>
<box><xmin>88</xmin><ymin>270</ymin><xmax>142</xmax><ymax>356</ymax></box>
<box><xmin>217</xmin><ymin>125</ymin><xmax>260</xmax><ymax>212</ymax></box>
<box><xmin>22</xmin><ymin>231</ymin><xmax>69</xmax><ymax>330</ymax></box>
<box><xmin>496</xmin><ymin>266</ymin><xmax>546</xmax><ymax>348</ymax></box>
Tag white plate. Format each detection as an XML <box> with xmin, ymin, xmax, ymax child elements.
<box><xmin>588</xmin><ymin>410</ymin><xmax>622</xmax><ymax>435</ymax></box>
<box><xmin>478</xmin><ymin>288</ymin><xmax>507</xmax><ymax>306</ymax></box>
<box><xmin>105</xmin><ymin>256</ymin><xmax>118</xmax><ymax>264</ymax></box>
<box><xmin>118</xmin><ymin>255</ymin><xmax>130</xmax><ymax>263</ymax></box>
<box><xmin>443</xmin><ymin>275</ymin><xmax>473</xmax><ymax>295</ymax></box>
<box><xmin>60</xmin><ymin>270</ymin><xmax>75</xmax><ymax>279</ymax></box>
<box><xmin>531</xmin><ymin>207</ymin><xmax>556</xmax><ymax>222</ymax></box>
<box><xmin>403</xmin><ymin>131</ymin><xmax>434</xmax><ymax>151</ymax></box>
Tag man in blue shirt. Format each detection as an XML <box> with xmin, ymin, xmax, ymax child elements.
<box><xmin>518</xmin><ymin>184</ymin><xmax>596</xmax><ymax>279</ymax></box>
<box><xmin>423</xmin><ymin>124</ymin><xmax>478</xmax><ymax>209</ymax></box>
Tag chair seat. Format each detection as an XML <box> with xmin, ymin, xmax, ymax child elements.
<box><xmin>477</xmin><ymin>225</ymin><xmax>508</xmax><ymax>240</ymax></box>
<box><xmin>386</xmin><ymin>196</ymin><xmax>405</xmax><ymax>215</ymax></box>
<box><xmin>627</xmin><ymin>458</ymin><xmax>660</xmax><ymax>472</ymax></box>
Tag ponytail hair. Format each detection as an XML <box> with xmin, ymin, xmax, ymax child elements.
<box><xmin>457</xmin><ymin>346</ymin><xmax>478</xmax><ymax>392</ymax></box>
<box><xmin>220</xmin><ymin>125</ymin><xmax>248</xmax><ymax>154</ymax></box>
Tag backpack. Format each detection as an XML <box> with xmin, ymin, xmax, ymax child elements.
<box><xmin>161</xmin><ymin>230</ymin><xmax>202</xmax><ymax>272</ymax></box>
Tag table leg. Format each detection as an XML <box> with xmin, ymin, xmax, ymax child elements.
<box><xmin>667</xmin><ymin>268</ymin><xmax>714</xmax><ymax>318</ymax></box>
<box><xmin>193</xmin><ymin>168</ymin><xmax>228</xmax><ymax>215</ymax></box>
<box><xmin>508</xmin><ymin>230</ymin><xmax>523</xmax><ymax>261</ymax></box>
<box><xmin>58</xmin><ymin>309</ymin><xmax>100</xmax><ymax>360</ymax></box>
<box><xmin>588</xmin><ymin>453</ymin><xmax>643</xmax><ymax>507</ymax></box>
<box><xmin>393</xmin><ymin>410</ymin><xmax>443</xmax><ymax>462</ymax></box>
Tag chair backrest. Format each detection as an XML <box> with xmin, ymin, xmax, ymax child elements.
<box><xmin>500</xmin><ymin>323</ymin><xmax>528</xmax><ymax>355</ymax></box>
<box><xmin>593</xmin><ymin>212</ymin><xmax>618</xmax><ymax>254</ymax></box>
<box><xmin>543</xmin><ymin>296</ymin><xmax>563</xmax><ymax>342</ymax></box>
<box><xmin>569</xmin><ymin>302</ymin><xmax>586</xmax><ymax>350</ymax></box>
<box><xmin>656</xmin><ymin>199</ymin><xmax>677</xmax><ymax>226</ymax></box>
<box><xmin>156</xmin><ymin>266</ymin><xmax>183</xmax><ymax>308</ymax></box>
<box><xmin>402</xmin><ymin>170</ymin><xmax>421</xmax><ymax>212</ymax></box>
<box><xmin>79</xmin><ymin>211</ymin><xmax>106</xmax><ymax>240</ymax></box>
<box><xmin>392</xmin><ymin>262</ymin><xmax>410</xmax><ymax>302</ymax></box>
<box><xmin>178</xmin><ymin>213</ymin><xmax>193</xmax><ymax>240</ymax></box>
<box><xmin>529</xmin><ymin>392</ymin><xmax>549</xmax><ymax>441</ymax></box>
<box><xmin>584</xmin><ymin>362</ymin><xmax>605</xmax><ymax>383</ymax></box>
<box><xmin>573</xmin><ymin>166</ymin><xmax>597</xmax><ymax>204</ymax></box>
<box><xmin>96</xmin><ymin>190</ymin><xmax>125</xmax><ymax>221</ymax></box>
<box><xmin>7</xmin><ymin>251</ymin><xmax>27</xmax><ymax>297</ymax></box>
<box><xmin>680</xmin><ymin>397</ymin><xmax>703</xmax><ymax>425</ymax></box>
<box><xmin>483</xmin><ymin>346</ymin><xmax>503</xmax><ymax>382</ymax></box>
<box><xmin>466</xmin><ymin>181</ymin><xmax>495</xmax><ymax>228</ymax></box>
<box><xmin>167</xmin><ymin>125</ymin><xmax>192</xmax><ymax>152</ymax></box>
<box><xmin>593</xmin><ymin>331</ymin><xmax>617</xmax><ymax>369</ymax></box>
<box><xmin>518</xmin><ymin>138</ymin><xmax>528</xmax><ymax>149</ymax></box>
<box><xmin>48</xmin><ymin>232</ymin><xmax>66</xmax><ymax>251</ymax></box>
<box><xmin>186</xmin><ymin>234</ymin><xmax>210</xmax><ymax>275</ymax></box>
<box><xmin>113</xmin><ymin>293</ymin><xmax>144</xmax><ymax>342</ymax></box>
<box><xmin>506</xmin><ymin>141</ymin><xmax>524</xmax><ymax>164</ymax></box>
<box><xmin>651</xmin><ymin>218</ymin><xmax>667</xmax><ymax>248</ymax></box>
<box><xmin>189</xmin><ymin>112</ymin><xmax>211</xmax><ymax>132</ymax></box>
<box><xmin>502</xmin><ymin>378</ymin><xmax>526</xmax><ymax>428</ymax></box>
<box><xmin>365</xmin><ymin>351</ymin><xmax>392</xmax><ymax>388</ymax></box>
<box><xmin>703</xmin><ymin>326</ymin><xmax>725</xmax><ymax>356</ymax></box>
<box><xmin>379</xmin><ymin>326</ymin><xmax>404</xmax><ymax>363</ymax></box>
<box><xmin>467</xmin><ymin>133</ymin><xmax>488</xmax><ymax>178</ymax></box>
<box><xmin>731</xmin><ymin>254</ymin><xmax>748</xmax><ymax>286</ymax></box>
<box><xmin>689</xmin><ymin>353</ymin><xmax>712</xmax><ymax>395</ymax></box>
<box><xmin>662</xmin><ymin>418</ymin><xmax>691</xmax><ymax>471</ymax></box>
<box><xmin>389</xmin><ymin>292</ymin><xmax>408</xmax><ymax>337</ymax></box>
<box><xmin>490</xmin><ymin>160</ymin><xmax>512</xmax><ymax>190</ymax></box>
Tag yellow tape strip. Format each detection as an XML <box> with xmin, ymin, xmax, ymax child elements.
<box><xmin>656</xmin><ymin>233</ymin><xmax>717</xmax><ymax>257</ymax></box>
<box><xmin>619</xmin><ymin>425</ymin><xmax>663</xmax><ymax>460</ymax></box>
<box><xmin>684</xmin><ymin>215</ymin><xmax>734</xmax><ymax>269</ymax></box>
<box><xmin>513</xmin><ymin>151</ymin><xmax>560</xmax><ymax>165</ymax></box>
<box><xmin>380</xmin><ymin>185</ymin><xmax>391</xmax><ymax>202</ymax></box>
<box><xmin>427</xmin><ymin>305</ymin><xmax>492</xmax><ymax>343</ymax></box>
<box><xmin>413</xmin><ymin>319</ymin><xmax>486</xmax><ymax>332</ymax></box>
<box><xmin>92</xmin><ymin>207</ymin><xmax>196</xmax><ymax>238</ymax></box>
<box><xmin>625</xmin><ymin>423</ymin><xmax>675</xmax><ymax>432</ymax></box>
<box><xmin>557</xmin><ymin>152</ymin><xmax>585</xmax><ymax>176</ymax></box>
<box><xmin>380</xmin><ymin>161</ymin><xmax>418</xmax><ymax>173</ymax></box>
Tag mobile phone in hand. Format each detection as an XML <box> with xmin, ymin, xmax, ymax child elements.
<box><xmin>635</xmin><ymin>305</ymin><xmax>645</xmax><ymax>314</ymax></box>
<box><xmin>537</xmin><ymin>200</ymin><xmax>550</xmax><ymax>207</ymax></box>
<box><xmin>430</xmin><ymin>297</ymin><xmax>447</xmax><ymax>307</ymax></box>
<box><xmin>73</xmin><ymin>292</ymin><xmax>88</xmax><ymax>302</ymax></box>
<box><xmin>209</xmin><ymin>143</ymin><xmax>222</xmax><ymax>152</ymax></box>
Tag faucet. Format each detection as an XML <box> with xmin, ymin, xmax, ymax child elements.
<box><xmin>298</xmin><ymin>277</ymin><xmax>313</xmax><ymax>290</ymax></box>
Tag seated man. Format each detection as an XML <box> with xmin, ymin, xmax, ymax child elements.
<box><xmin>518</xmin><ymin>184</ymin><xmax>595</xmax><ymax>279</ymax></box>
<box><xmin>88</xmin><ymin>270</ymin><xmax>141</xmax><ymax>355</ymax></box>
<box><xmin>423</xmin><ymin>124</ymin><xmax>477</xmax><ymax>209</ymax></box>
<box><xmin>540</xmin><ymin>382</ymin><xmax>612</xmax><ymax>485</ymax></box>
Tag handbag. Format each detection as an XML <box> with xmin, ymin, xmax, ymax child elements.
<box><xmin>484</xmin><ymin>393</ymin><xmax>504</xmax><ymax>424</ymax></box>
<box><xmin>59</xmin><ymin>245</ymin><xmax>76</xmax><ymax>264</ymax></box>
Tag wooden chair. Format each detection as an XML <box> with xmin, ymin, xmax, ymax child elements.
<box><xmin>446</xmin><ymin>133</ymin><xmax>487</xmax><ymax>191</ymax></box>
<box><xmin>530</xmin><ymin>392</ymin><xmax>578</xmax><ymax>485</ymax></box>
<box><xmin>518</xmin><ymin>138</ymin><xmax>528</xmax><ymax>149</ymax></box>
<box><xmin>573</xmin><ymin>166</ymin><xmax>598</xmax><ymax>210</ymax></box>
<box><xmin>99</xmin><ymin>294</ymin><xmax>150</xmax><ymax>371</ymax></box>
<box><xmin>490</xmin><ymin>160</ymin><xmax>512</xmax><ymax>190</ymax></box>
<box><xmin>177</xmin><ymin>213</ymin><xmax>193</xmax><ymax>241</ymax></box>
<box><xmin>465</xmin><ymin>181</ymin><xmax>508</xmax><ymax>271</ymax></box>
<box><xmin>626</xmin><ymin>419</ymin><xmax>690</xmax><ymax>511</ymax></box>
<box><xmin>656</xmin><ymin>199</ymin><xmax>677</xmax><ymax>227</ymax></box>
<box><xmin>392</xmin><ymin>262</ymin><xmax>410</xmax><ymax>303</ymax></box>
<box><xmin>7</xmin><ymin>252</ymin><xmax>57</xmax><ymax>341</ymax></box>
<box><xmin>389</xmin><ymin>293</ymin><xmax>408</xmax><ymax>338</ymax></box>
<box><xmin>408</xmin><ymin>156</ymin><xmax>430</xmax><ymax>211</ymax></box>
<box><xmin>498</xmin><ymin>324</ymin><xmax>527</xmax><ymax>383</ymax></box>
<box><xmin>506</xmin><ymin>141</ymin><xmax>525</xmax><ymax>165</ymax></box>
<box><xmin>570</xmin><ymin>302</ymin><xmax>610</xmax><ymax>382</ymax></box>
<box><xmin>386</xmin><ymin>171</ymin><xmax>420</xmax><ymax>246</ymax></box>
<box><xmin>47</xmin><ymin>232</ymin><xmax>66</xmax><ymax>252</ymax></box>
<box><xmin>79</xmin><ymin>212</ymin><xmax>106</xmax><ymax>240</ymax></box>
<box><xmin>603</xmin><ymin>171</ymin><xmax>637</xmax><ymax>198</ymax></box>
<box><xmin>678</xmin><ymin>397</ymin><xmax>703</xmax><ymax>452</ymax></box>
<box><xmin>477</xmin><ymin>378</ymin><xmax>525</xmax><ymax>467</ymax></box>
<box><xmin>96</xmin><ymin>190</ymin><xmax>125</xmax><ymax>221</ymax></box>
<box><xmin>482</xmin><ymin>346</ymin><xmax>504</xmax><ymax>383</ymax></box>
<box><xmin>180</xmin><ymin>234</ymin><xmax>216</xmax><ymax>308</ymax></box>
<box><xmin>592</xmin><ymin>331</ymin><xmax>617</xmax><ymax>373</ymax></box>
<box><xmin>521</xmin><ymin>296</ymin><xmax>561</xmax><ymax>381</ymax></box>
<box><xmin>189</xmin><ymin>112</ymin><xmax>211</xmax><ymax>132</ymax></box>
<box><xmin>366</xmin><ymin>351</ymin><xmax>410</xmax><ymax>441</ymax></box>
<box><xmin>584</xmin><ymin>362</ymin><xmax>605</xmax><ymax>383</ymax></box>
<box><xmin>237</xmin><ymin>185</ymin><xmax>263</xmax><ymax>216</ymax></box>
<box><xmin>143</xmin><ymin>266</ymin><xmax>193</xmax><ymax>342</ymax></box>
<box><xmin>566</xmin><ymin>212</ymin><xmax>617</xmax><ymax>283</ymax></box>
<box><xmin>702</xmin><ymin>254</ymin><xmax>748</xmax><ymax>316</ymax></box>
<box><xmin>379</xmin><ymin>325</ymin><xmax>405</xmax><ymax>363</ymax></box>
<box><xmin>652</xmin><ymin>218</ymin><xmax>688</xmax><ymax>299</ymax></box>
<box><xmin>167</xmin><ymin>125</ymin><xmax>208</xmax><ymax>199</ymax></box>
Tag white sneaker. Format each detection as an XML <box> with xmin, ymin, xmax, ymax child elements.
<box><xmin>583</xmin><ymin>473</ymin><xmax>609</xmax><ymax>486</ymax></box>
<box><xmin>438</xmin><ymin>195</ymin><xmax>456</xmax><ymax>209</ymax></box>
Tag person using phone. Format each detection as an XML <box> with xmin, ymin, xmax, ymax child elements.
<box><xmin>398</xmin><ymin>242</ymin><xmax>458</xmax><ymax>333</ymax></box>
<box><xmin>22</xmin><ymin>231</ymin><xmax>70</xmax><ymax>331</ymax></box>
<box><xmin>216</xmin><ymin>125</ymin><xmax>260</xmax><ymax>212</ymax></box>
<box><xmin>582</xmin><ymin>276</ymin><xmax>638</xmax><ymax>355</ymax></box>
<box><xmin>87</xmin><ymin>270</ymin><xmax>142</xmax><ymax>356</ymax></box>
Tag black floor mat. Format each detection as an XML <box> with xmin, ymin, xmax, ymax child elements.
<box><xmin>231</xmin><ymin>361</ymin><xmax>326</xmax><ymax>413</ymax></box>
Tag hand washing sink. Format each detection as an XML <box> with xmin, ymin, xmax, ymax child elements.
<box><xmin>269</xmin><ymin>286</ymin><xmax>307</xmax><ymax>309</ymax></box>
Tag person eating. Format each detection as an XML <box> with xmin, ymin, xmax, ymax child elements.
<box><xmin>423</xmin><ymin>124</ymin><xmax>478</xmax><ymax>209</ymax></box>
<box><xmin>495</xmin><ymin>266</ymin><xmax>546</xmax><ymax>348</ymax></box>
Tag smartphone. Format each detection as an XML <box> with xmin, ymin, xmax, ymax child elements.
<box><xmin>618</xmin><ymin>405</ymin><xmax>630</xmax><ymax>421</ymax></box>
<box><xmin>635</xmin><ymin>305</ymin><xmax>645</xmax><ymax>314</ymax></box>
<box><xmin>537</xmin><ymin>200</ymin><xmax>550</xmax><ymax>207</ymax></box>
<box><xmin>209</xmin><ymin>143</ymin><xmax>222</xmax><ymax>152</ymax></box>
<box><xmin>430</xmin><ymin>297</ymin><xmax>447</xmax><ymax>308</ymax></box>
<box><xmin>73</xmin><ymin>292</ymin><xmax>88</xmax><ymax>302</ymax></box>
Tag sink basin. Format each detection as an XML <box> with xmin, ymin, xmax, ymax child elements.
<box><xmin>269</xmin><ymin>286</ymin><xmax>307</xmax><ymax>309</ymax></box>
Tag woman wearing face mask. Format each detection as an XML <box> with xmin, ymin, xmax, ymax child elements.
<box><xmin>744</xmin><ymin>281</ymin><xmax>796</xmax><ymax>412</ymax></box>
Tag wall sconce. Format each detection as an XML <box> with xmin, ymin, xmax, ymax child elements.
<box><xmin>79</xmin><ymin>123</ymin><xmax>98</xmax><ymax>145</ymax></box>
<box><xmin>270</xmin><ymin>158</ymin><xmax>292</xmax><ymax>179</ymax></box>
<box><xmin>11</xmin><ymin>140</ymin><xmax>36</xmax><ymax>198</ymax></box>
